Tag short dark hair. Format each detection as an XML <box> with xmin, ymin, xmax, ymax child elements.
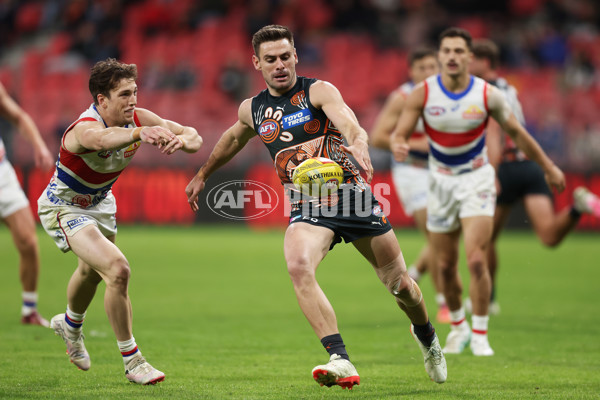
<box><xmin>408</xmin><ymin>47</ymin><xmax>437</xmax><ymax>67</ymax></box>
<box><xmin>438</xmin><ymin>27</ymin><xmax>473</xmax><ymax>51</ymax></box>
<box><xmin>89</xmin><ymin>58</ymin><xmax>138</xmax><ymax>105</ymax></box>
<box><xmin>252</xmin><ymin>25</ymin><xmax>294</xmax><ymax>56</ymax></box>
<box><xmin>472</xmin><ymin>39</ymin><xmax>500</xmax><ymax>70</ymax></box>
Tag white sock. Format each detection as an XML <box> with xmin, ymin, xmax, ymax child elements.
<box><xmin>449</xmin><ymin>307</ymin><xmax>467</xmax><ymax>328</ymax></box>
<box><xmin>65</xmin><ymin>306</ymin><xmax>86</xmax><ymax>338</ymax></box>
<box><xmin>472</xmin><ymin>314</ymin><xmax>489</xmax><ymax>335</ymax></box>
<box><xmin>407</xmin><ymin>265</ymin><xmax>421</xmax><ymax>281</ymax></box>
<box><xmin>118</xmin><ymin>337</ymin><xmax>140</xmax><ymax>364</ymax></box>
<box><xmin>435</xmin><ymin>293</ymin><xmax>446</xmax><ymax>307</ymax></box>
<box><xmin>22</xmin><ymin>291</ymin><xmax>38</xmax><ymax>316</ymax></box>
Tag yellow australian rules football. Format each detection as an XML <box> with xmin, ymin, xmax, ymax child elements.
<box><xmin>292</xmin><ymin>157</ymin><xmax>344</xmax><ymax>197</ymax></box>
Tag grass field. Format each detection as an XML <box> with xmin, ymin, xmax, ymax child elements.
<box><xmin>1</xmin><ymin>225</ymin><xmax>599</xmax><ymax>399</ymax></box>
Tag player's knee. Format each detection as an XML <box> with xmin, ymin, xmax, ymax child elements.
<box><xmin>466</xmin><ymin>252</ymin><xmax>486</xmax><ymax>278</ymax></box>
<box><xmin>377</xmin><ymin>260</ymin><xmax>422</xmax><ymax>306</ymax></box>
<box><xmin>15</xmin><ymin>234</ymin><xmax>38</xmax><ymax>256</ymax></box>
<box><xmin>539</xmin><ymin>233</ymin><xmax>561</xmax><ymax>248</ymax></box>
<box><xmin>391</xmin><ymin>274</ymin><xmax>423</xmax><ymax>307</ymax></box>
<box><xmin>106</xmin><ymin>257</ymin><xmax>130</xmax><ymax>289</ymax></box>
<box><xmin>286</xmin><ymin>256</ymin><xmax>315</xmax><ymax>287</ymax></box>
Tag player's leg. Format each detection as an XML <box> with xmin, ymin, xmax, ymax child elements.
<box><xmin>525</xmin><ymin>194</ymin><xmax>578</xmax><ymax>247</ymax></box>
<box><xmin>412</xmin><ymin>207</ymin><xmax>449</xmax><ymax>322</ymax></box>
<box><xmin>461</xmin><ymin>215</ymin><xmax>494</xmax><ymax>356</ymax></box>
<box><xmin>56</xmin><ymin>225</ymin><xmax>163</xmax><ymax>383</ymax></box>
<box><xmin>408</xmin><ymin>208</ymin><xmax>431</xmax><ymax>280</ymax></box>
<box><xmin>284</xmin><ymin>222</ymin><xmax>359</xmax><ymax>389</ymax></box>
<box><xmin>284</xmin><ymin>222</ymin><xmax>337</xmax><ymax>337</ymax></box>
<box><xmin>3</xmin><ymin>206</ymin><xmax>49</xmax><ymax>327</ymax></box>
<box><xmin>484</xmin><ymin>203</ymin><xmax>511</xmax><ymax>315</ymax></box>
<box><xmin>429</xmin><ymin>229</ymin><xmax>472</xmax><ymax>354</ymax></box>
<box><xmin>352</xmin><ymin>230</ymin><xmax>446</xmax><ymax>383</ymax></box>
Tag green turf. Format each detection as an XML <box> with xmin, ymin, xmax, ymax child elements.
<box><xmin>1</xmin><ymin>225</ymin><xmax>599</xmax><ymax>399</ymax></box>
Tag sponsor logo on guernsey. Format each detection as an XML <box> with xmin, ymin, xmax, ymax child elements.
<box><xmin>426</xmin><ymin>106</ymin><xmax>446</xmax><ymax>116</ymax></box>
<box><xmin>124</xmin><ymin>141</ymin><xmax>141</xmax><ymax>158</ymax></box>
<box><xmin>462</xmin><ymin>105</ymin><xmax>485</xmax><ymax>120</ymax></box>
<box><xmin>66</xmin><ymin>216</ymin><xmax>90</xmax><ymax>229</ymax></box>
<box><xmin>282</xmin><ymin>109</ymin><xmax>313</xmax><ymax>130</ymax></box>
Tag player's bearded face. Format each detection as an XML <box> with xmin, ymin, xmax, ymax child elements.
<box><xmin>254</xmin><ymin>39</ymin><xmax>298</xmax><ymax>92</ymax></box>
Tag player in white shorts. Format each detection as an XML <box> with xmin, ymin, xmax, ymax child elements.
<box><xmin>37</xmin><ymin>58</ymin><xmax>203</xmax><ymax>384</ymax></box>
<box><xmin>0</xmin><ymin>82</ymin><xmax>54</xmax><ymax>327</ymax></box>
<box><xmin>391</xmin><ymin>28</ymin><xmax>565</xmax><ymax>356</ymax></box>
<box><xmin>371</xmin><ymin>47</ymin><xmax>450</xmax><ymax>323</ymax></box>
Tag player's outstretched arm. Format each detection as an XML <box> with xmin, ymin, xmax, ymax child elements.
<box><xmin>371</xmin><ymin>89</ymin><xmax>406</xmax><ymax>150</ymax></box>
<box><xmin>487</xmin><ymin>86</ymin><xmax>565</xmax><ymax>192</ymax></box>
<box><xmin>390</xmin><ymin>83</ymin><xmax>425</xmax><ymax>162</ymax></box>
<box><xmin>135</xmin><ymin>108</ymin><xmax>202</xmax><ymax>154</ymax></box>
<box><xmin>68</xmin><ymin>119</ymin><xmax>178</xmax><ymax>153</ymax></box>
<box><xmin>185</xmin><ymin>99</ymin><xmax>256</xmax><ymax>211</ymax></box>
<box><xmin>310</xmin><ymin>80</ymin><xmax>373</xmax><ymax>182</ymax></box>
<box><xmin>0</xmin><ymin>83</ymin><xmax>54</xmax><ymax>170</ymax></box>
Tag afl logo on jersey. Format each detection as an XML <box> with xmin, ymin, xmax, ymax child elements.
<box><xmin>425</xmin><ymin>106</ymin><xmax>446</xmax><ymax>116</ymax></box>
<box><xmin>258</xmin><ymin>119</ymin><xmax>280</xmax><ymax>143</ymax></box>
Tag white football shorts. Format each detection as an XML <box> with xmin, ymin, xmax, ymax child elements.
<box><xmin>426</xmin><ymin>163</ymin><xmax>496</xmax><ymax>233</ymax></box>
<box><xmin>0</xmin><ymin>160</ymin><xmax>30</xmax><ymax>219</ymax></box>
<box><xmin>391</xmin><ymin>163</ymin><xmax>429</xmax><ymax>216</ymax></box>
<box><xmin>38</xmin><ymin>191</ymin><xmax>117</xmax><ymax>252</ymax></box>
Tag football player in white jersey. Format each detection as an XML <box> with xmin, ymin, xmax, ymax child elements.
<box><xmin>37</xmin><ymin>58</ymin><xmax>202</xmax><ymax>384</ymax></box>
<box><xmin>391</xmin><ymin>27</ymin><xmax>565</xmax><ymax>356</ymax></box>
<box><xmin>0</xmin><ymin>82</ymin><xmax>54</xmax><ymax>327</ymax></box>
<box><xmin>470</xmin><ymin>38</ymin><xmax>600</xmax><ymax>315</ymax></box>
<box><xmin>371</xmin><ymin>48</ymin><xmax>451</xmax><ymax>324</ymax></box>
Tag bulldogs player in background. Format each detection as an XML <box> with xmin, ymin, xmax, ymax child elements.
<box><xmin>38</xmin><ymin>58</ymin><xmax>202</xmax><ymax>384</ymax></box>
<box><xmin>371</xmin><ymin>47</ymin><xmax>451</xmax><ymax>324</ymax></box>
<box><xmin>391</xmin><ymin>28</ymin><xmax>565</xmax><ymax>357</ymax></box>
<box><xmin>469</xmin><ymin>38</ymin><xmax>600</xmax><ymax>316</ymax></box>
<box><xmin>0</xmin><ymin>81</ymin><xmax>54</xmax><ymax>327</ymax></box>
<box><xmin>186</xmin><ymin>25</ymin><xmax>446</xmax><ymax>389</ymax></box>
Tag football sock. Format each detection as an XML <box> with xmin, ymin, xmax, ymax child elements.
<box><xmin>435</xmin><ymin>292</ymin><xmax>446</xmax><ymax>307</ymax></box>
<box><xmin>412</xmin><ymin>320</ymin><xmax>436</xmax><ymax>347</ymax></box>
<box><xmin>118</xmin><ymin>337</ymin><xmax>140</xmax><ymax>364</ymax></box>
<box><xmin>321</xmin><ymin>333</ymin><xmax>350</xmax><ymax>361</ymax></box>
<box><xmin>407</xmin><ymin>265</ymin><xmax>421</xmax><ymax>281</ymax></box>
<box><xmin>569</xmin><ymin>206</ymin><xmax>582</xmax><ymax>220</ymax></box>
<box><xmin>65</xmin><ymin>306</ymin><xmax>85</xmax><ymax>338</ymax></box>
<box><xmin>450</xmin><ymin>307</ymin><xmax>467</xmax><ymax>327</ymax></box>
<box><xmin>21</xmin><ymin>291</ymin><xmax>38</xmax><ymax>316</ymax></box>
<box><xmin>472</xmin><ymin>314</ymin><xmax>489</xmax><ymax>335</ymax></box>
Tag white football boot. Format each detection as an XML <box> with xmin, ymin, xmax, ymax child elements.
<box><xmin>574</xmin><ymin>187</ymin><xmax>600</xmax><ymax>217</ymax></box>
<box><xmin>470</xmin><ymin>333</ymin><xmax>495</xmax><ymax>356</ymax></box>
<box><xmin>410</xmin><ymin>325</ymin><xmax>447</xmax><ymax>383</ymax></box>
<box><xmin>125</xmin><ymin>352</ymin><xmax>165</xmax><ymax>385</ymax></box>
<box><xmin>443</xmin><ymin>322</ymin><xmax>472</xmax><ymax>354</ymax></box>
<box><xmin>311</xmin><ymin>354</ymin><xmax>360</xmax><ymax>389</ymax></box>
<box><xmin>50</xmin><ymin>313</ymin><xmax>90</xmax><ymax>371</ymax></box>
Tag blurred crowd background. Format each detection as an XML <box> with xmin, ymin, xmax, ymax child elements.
<box><xmin>1</xmin><ymin>0</ymin><xmax>599</xmax><ymax>173</ymax></box>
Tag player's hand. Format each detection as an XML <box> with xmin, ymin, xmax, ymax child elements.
<box><xmin>139</xmin><ymin>126</ymin><xmax>177</xmax><ymax>146</ymax></box>
<box><xmin>391</xmin><ymin>138</ymin><xmax>410</xmax><ymax>162</ymax></box>
<box><xmin>341</xmin><ymin>138</ymin><xmax>373</xmax><ymax>183</ymax></box>
<box><xmin>34</xmin><ymin>144</ymin><xmax>55</xmax><ymax>171</ymax></box>
<box><xmin>545</xmin><ymin>164</ymin><xmax>566</xmax><ymax>193</ymax></box>
<box><xmin>158</xmin><ymin>135</ymin><xmax>184</xmax><ymax>155</ymax></box>
<box><xmin>185</xmin><ymin>173</ymin><xmax>206</xmax><ymax>212</ymax></box>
